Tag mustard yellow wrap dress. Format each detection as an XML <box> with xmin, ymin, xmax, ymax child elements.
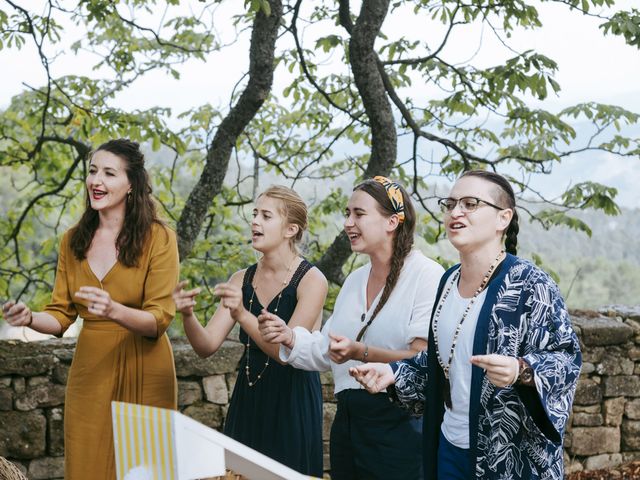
<box><xmin>43</xmin><ymin>223</ymin><xmax>179</xmax><ymax>480</ymax></box>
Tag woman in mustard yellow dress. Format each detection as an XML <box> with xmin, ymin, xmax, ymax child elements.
<box><xmin>2</xmin><ymin>139</ymin><xmax>179</xmax><ymax>479</ymax></box>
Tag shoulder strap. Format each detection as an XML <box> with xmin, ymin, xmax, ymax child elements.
<box><xmin>289</xmin><ymin>259</ymin><xmax>313</xmax><ymax>289</ymax></box>
<box><xmin>242</xmin><ymin>264</ymin><xmax>258</xmax><ymax>287</ymax></box>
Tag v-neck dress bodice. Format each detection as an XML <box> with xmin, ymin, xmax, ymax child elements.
<box><xmin>223</xmin><ymin>259</ymin><xmax>323</xmax><ymax>476</ymax></box>
<box><xmin>43</xmin><ymin>223</ymin><xmax>179</xmax><ymax>480</ymax></box>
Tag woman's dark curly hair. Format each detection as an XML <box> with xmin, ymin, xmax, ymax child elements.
<box><xmin>70</xmin><ymin>139</ymin><xmax>161</xmax><ymax>267</ymax></box>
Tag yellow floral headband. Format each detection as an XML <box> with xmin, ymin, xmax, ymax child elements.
<box><xmin>373</xmin><ymin>176</ymin><xmax>405</xmax><ymax>223</ymax></box>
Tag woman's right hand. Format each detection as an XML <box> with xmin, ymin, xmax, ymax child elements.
<box><xmin>349</xmin><ymin>363</ymin><xmax>395</xmax><ymax>394</ymax></box>
<box><xmin>258</xmin><ymin>310</ymin><xmax>295</xmax><ymax>348</ymax></box>
<box><xmin>172</xmin><ymin>280</ymin><xmax>201</xmax><ymax>316</ymax></box>
<box><xmin>2</xmin><ymin>300</ymin><xmax>32</xmax><ymax>327</ymax></box>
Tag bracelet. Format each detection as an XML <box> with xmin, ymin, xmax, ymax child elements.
<box><xmin>26</xmin><ymin>312</ymin><xmax>33</xmax><ymax>327</ymax></box>
<box><xmin>361</xmin><ymin>344</ymin><xmax>369</xmax><ymax>362</ymax></box>
<box><xmin>516</xmin><ymin>357</ymin><xmax>535</xmax><ymax>386</ymax></box>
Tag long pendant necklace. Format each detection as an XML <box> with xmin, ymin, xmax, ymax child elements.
<box><xmin>431</xmin><ymin>249</ymin><xmax>504</xmax><ymax>409</ymax></box>
<box><xmin>245</xmin><ymin>256</ymin><xmax>297</xmax><ymax>387</ymax></box>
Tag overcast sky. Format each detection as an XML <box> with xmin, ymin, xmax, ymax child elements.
<box><xmin>1</xmin><ymin>0</ymin><xmax>639</xmax><ymax>207</ymax></box>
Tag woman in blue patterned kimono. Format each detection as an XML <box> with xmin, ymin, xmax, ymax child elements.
<box><xmin>350</xmin><ymin>170</ymin><xmax>582</xmax><ymax>479</ymax></box>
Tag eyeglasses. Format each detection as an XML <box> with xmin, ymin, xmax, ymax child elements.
<box><xmin>438</xmin><ymin>196</ymin><xmax>506</xmax><ymax>214</ymax></box>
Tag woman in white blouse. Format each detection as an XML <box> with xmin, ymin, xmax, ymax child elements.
<box><xmin>259</xmin><ymin>176</ymin><xmax>444</xmax><ymax>479</ymax></box>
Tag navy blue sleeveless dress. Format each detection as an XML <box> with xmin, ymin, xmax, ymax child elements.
<box><xmin>223</xmin><ymin>260</ymin><xmax>323</xmax><ymax>476</ymax></box>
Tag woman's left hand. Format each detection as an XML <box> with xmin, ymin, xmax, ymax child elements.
<box><xmin>75</xmin><ymin>286</ymin><xmax>115</xmax><ymax>318</ymax></box>
<box><xmin>328</xmin><ymin>333</ymin><xmax>360</xmax><ymax>364</ymax></box>
<box><xmin>213</xmin><ymin>282</ymin><xmax>246</xmax><ymax>321</ymax></box>
<box><xmin>349</xmin><ymin>363</ymin><xmax>395</xmax><ymax>394</ymax></box>
<box><xmin>257</xmin><ymin>310</ymin><xmax>293</xmax><ymax>346</ymax></box>
<box><xmin>470</xmin><ymin>354</ymin><xmax>519</xmax><ymax>388</ymax></box>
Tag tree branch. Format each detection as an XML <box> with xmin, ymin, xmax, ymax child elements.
<box><xmin>318</xmin><ymin>0</ymin><xmax>396</xmax><ymax>284</ymax></box>
<box><xmin>290</xmin><ymin>0</ymin><xmax>365</xmax><ymax>124</ymax></box>
<box><xmin>176</xmin><ymin>0</ymin><xmax>283</xmax><ymax>259</ymax></box>
<box><xmin>7</xmin><ymin>138</ymin><xmax>90</xmax><ymax>265</ymax></box>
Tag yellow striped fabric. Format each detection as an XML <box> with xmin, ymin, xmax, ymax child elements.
<box><xmin>112</xmin><ymin>401</ymin><xmax>176</xmax><ymax>480</ymax></box>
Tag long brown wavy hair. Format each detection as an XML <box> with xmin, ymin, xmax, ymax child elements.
<box><xmin>70</xmin><ymin>139</ymin><xmax>161</xmax><ymax>267</ymax></box>
<box><xmin>353</xmin><ymin>178</ymin><xmax>416</xmax><ymax>340</ymax></box>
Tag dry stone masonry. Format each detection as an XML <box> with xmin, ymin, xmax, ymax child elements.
<box><xmin>565</xmin><ymin>305</ymin><xmax>640</xmax><ymax>474</ymax></box>
<box><xmin>1</xmin><ymin>305</ymin><xmax>639</xmax><ymax>479</ymax></box>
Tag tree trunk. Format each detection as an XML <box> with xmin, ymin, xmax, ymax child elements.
<box><xmin>176</xmin><ymin>1</ymin><xmax>283</xmax><ymax>259</ymax></box>
<box><xmin>317</xmin><ymin>0</ymin><xmax>396</xmax><ymax>284</ymax></box>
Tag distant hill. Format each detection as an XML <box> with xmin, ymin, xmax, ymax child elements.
<box><xmin>518</xmin><ymin>208</ymin><xmax>640</xmax><ymax>265</ymax></box>
<box><xmin>518</xmin><ymin>207</ymin><xmax>640</xmax><ymax>309</ymax></box>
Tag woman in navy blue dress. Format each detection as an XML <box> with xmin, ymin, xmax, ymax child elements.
<box><xmin>173</xmin><ymin>185</ymin><xmax>327</xmax><ymax>476</ymax></box>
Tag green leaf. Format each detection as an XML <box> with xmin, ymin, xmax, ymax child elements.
<box><xmin>530</xmin><ymin>253</ymin><xmax>560</xmax><ymax>284</ymax></box>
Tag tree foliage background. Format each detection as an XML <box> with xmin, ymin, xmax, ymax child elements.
<box><xmin>1</xmin><ymin>0</ymin><xmax>639</xmax><ymax>328</ymax></box>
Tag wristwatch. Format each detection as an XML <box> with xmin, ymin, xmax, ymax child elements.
<box><xmin>517</xmin><ymin>357</ymin><xmax>534</xmax><ymax>386</ymax></box>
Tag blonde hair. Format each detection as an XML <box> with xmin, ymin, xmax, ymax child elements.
<box><xmin>258</xmin><ymin>185</ymin><xmax>308</xmax><ymax>252</ymax></box>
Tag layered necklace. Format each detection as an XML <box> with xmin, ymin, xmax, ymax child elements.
<box><xmin>431</xmin><ymin>249</ymin><xmax>504</xmax><ymax>409</ymax></box>
<box><xmin>244</xmin><ymin>256</ymin><xmax>298</xmax><ymax>387</ymax></box>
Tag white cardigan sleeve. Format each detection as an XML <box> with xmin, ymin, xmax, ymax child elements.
<box><xmin>279</xmin><ymin>316</ymin><xmax>333</xmax><ymax>372</ymax></box>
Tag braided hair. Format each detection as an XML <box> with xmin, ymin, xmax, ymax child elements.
<box><xmin>353</xmin><ymin>178</ymin><xmax>416</xmax><ymax>339</ymax></box>
<box><xmin>460</xmin><ymin>170</ymin><xmax>519</xmax><ymax>255</ymax></box>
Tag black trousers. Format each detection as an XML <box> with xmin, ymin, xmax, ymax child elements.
<box><xmin>330</xmin><ymin>389</ymin><xmax>423</xmax><ymax>480</ymax></box>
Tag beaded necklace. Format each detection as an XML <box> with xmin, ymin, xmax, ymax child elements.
<box><xmin>431</xmin><ymin>249</ymin><xmax>504</xmax><ymax>408</ymax></box>
<box><xmin>245</xmin><ymin>256</ymin><xmax>298</xmax><ymax>387</ymax></box>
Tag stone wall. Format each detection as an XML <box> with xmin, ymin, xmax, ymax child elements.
<box><xmin>565</xmin><ymin>305</ymin><xmax>640</xmax><ymax>474</ymax></box>
<box><xmin>0</xmin><ymin>336</ymin><xmax>335</xmax><ymax>479</ymax></box>
<box><xmin>0</xmin><ymin>305</ymin><xmax>639</xmax><ymax>479</ymax></box>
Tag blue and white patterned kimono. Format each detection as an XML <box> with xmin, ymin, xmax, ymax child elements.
<box><xmin>391</xmin><ymin>254</ymin><xmax>581</xmax><ymax>479</ymax></box>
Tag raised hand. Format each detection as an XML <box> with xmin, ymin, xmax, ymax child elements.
<box><xmin>328</xmin><ymin>333</ymin><xmax>359</xmax><ymax>364</ymax></box>
<box><xmin>470</xmin><ymin>354</ymin><xmax>519</xmax><ymax>388</ymax></box>
<box><xmin>75</xmin><ymin>286</ymin><xmax>115</xmax><ymax>319</ymax></box>
<box><xmin>257</xmin><ymin>310</ymin><xmax>294</xmax><ymax>348</ymax></box>
<box><xmin>213</xmin><ymin>282</ymin><xmax>246</xmax><ymax>320</ymax></box>
<box><xmin>173</xmin><ymin>280</ymin><xmax>201</xmax><ymax>316</ymax></box>
<box><xmin>349</xmin><ymin>363</ymin><xmax>395</xmax><ymax>394</ymax></box>
<box><xmin>2</xmin><ymin>300</ymin><xmax>32</xmax><ymax>327</ymax></box>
